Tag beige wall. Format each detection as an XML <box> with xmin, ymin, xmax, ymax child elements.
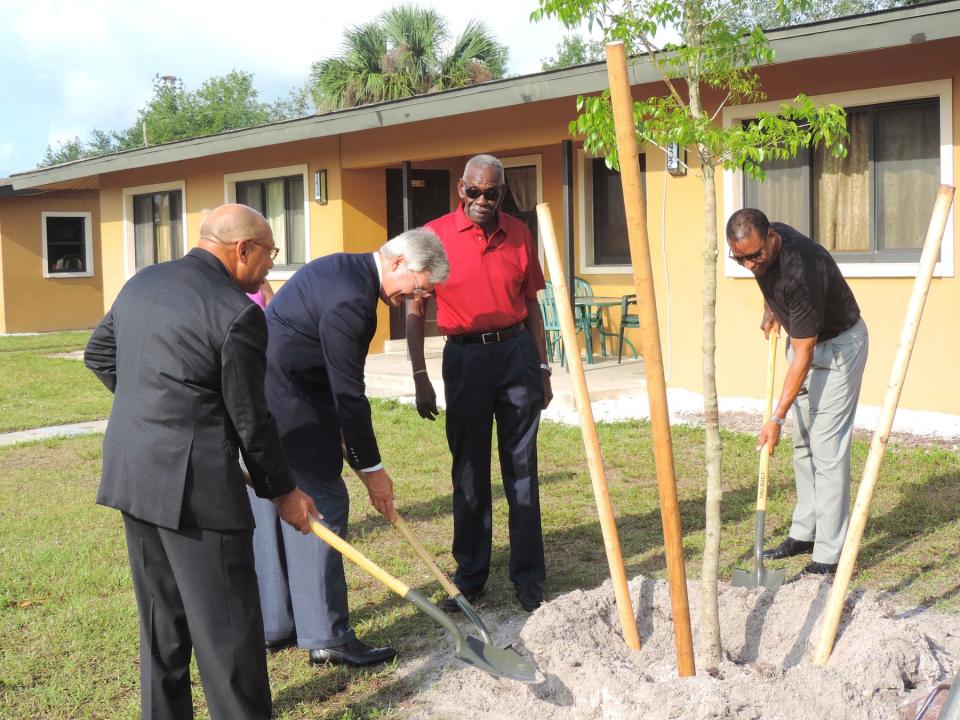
<box><xmin>0</xmin><ymin>192</ymin><xmax>103</xmax><ymax>333</ymax></box>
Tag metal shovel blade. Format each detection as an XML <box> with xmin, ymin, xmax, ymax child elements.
<box><xmin>458</xmin><ymin>634</ymin><xmax>539</xmax><ymax>683</ymax></box>
<box><xmin>731</xmin><ymin>564</ymin><xmax>787</xmax><ymax>589</ymax></box>
<box><xmin>410</xmin><ymin>589</ymin><xmax>539</xmax><ymax>683</ymax></box>
<box><xmin>732</xmin><ymin>510</ymin><xmax>787</xmax><ymax>590</ymax></box>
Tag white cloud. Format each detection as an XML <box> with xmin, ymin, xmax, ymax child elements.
<box><xmin>0</xmin><ymin>142</ymin><xmax>16</xmax><ymax>165</ymax></box>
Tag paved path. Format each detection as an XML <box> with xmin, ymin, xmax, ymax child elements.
<box><xmin>0</xmin><ymin>352</ymin><xmax>648</xmax><ymax>447</ymax></box>
<box><xmin>0</xmin><ymin>419</ymin><xmax>108</xmax><ymax>447</ymax></box>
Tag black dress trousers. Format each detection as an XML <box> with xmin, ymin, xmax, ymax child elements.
<box><xmin>122</xmin><ymin>513</ymin><xmax>271</xmax><ymax>720</ymax></box>
<box><xmin>442</xmin><ymin>329</ymin><xmax>546</xmax><ymax>593</ymax></box>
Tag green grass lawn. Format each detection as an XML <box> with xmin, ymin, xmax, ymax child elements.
<box><xmin>1</xmin><ymin>400</ymin><xmax>958</xmax><ymax>719</ymax></box>
<box><xmin>0</xmin><ymin>331</ymin><xmax>112</xmax><ymax>432</ymax></box>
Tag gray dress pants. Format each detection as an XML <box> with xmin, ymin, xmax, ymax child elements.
<box><xmin>248</xmin><ymin>472</ymin><xmax>354</xmax><ymax>650</ymax></box>
<box><xmin>787</xmin><ymin>318</ymin><xmax>869</xmax><ymax>564</ymax></box>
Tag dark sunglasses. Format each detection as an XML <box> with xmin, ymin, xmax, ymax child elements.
<box><xmin>463</xmin><ymin>186</ymin><xmax>502</xmax><ymax>202</ymax></box>
<box><xmin>729</xmin><ymin>247</ymin><xmax>764</xmax><ymax>265</ymax></box>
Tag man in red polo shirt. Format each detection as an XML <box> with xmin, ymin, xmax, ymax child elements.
<box><xmin>407</xmin><ymin>153</ymin><xmax>553</xmax><ymax>612</ymax></box>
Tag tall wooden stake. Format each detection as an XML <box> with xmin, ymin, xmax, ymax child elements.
<box><xmin>536</xmin><ymin>203</ymin><xmax>641</xmax><ymax>651</ymax></box>
<box><xmin>604</xmin><ymin>41</ymin><xmax>695</xmax><ymax>677</ymax></box>
<box><xmin>814</xmin><ymin>184</ymin><xmax>955</xmax><ymax>666</ymax></box>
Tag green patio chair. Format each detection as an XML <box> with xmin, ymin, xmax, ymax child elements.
<box><xmin>539</xmin><ymin>281</ymin><xmax>564</xmax><ymax>364</ymax></box>
<box><xmin>574</xmin><ymin>276</ymin><xmax>617</xmax><ymax>358</ymax></box>
<box><xmin>540</xmin><ymin>281</ymin><xmax>591</xmax><ymax>366</ymax></box>
<box><xmin>617</xmin><ymin>294</ymin><xmax>640</xmax><ymax>363</ymax></box>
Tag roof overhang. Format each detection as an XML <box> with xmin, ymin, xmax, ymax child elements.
<box><xmin>11</xmin><ymin>0</ymin><xmax>960</xmax><ymax>191</ymax></box>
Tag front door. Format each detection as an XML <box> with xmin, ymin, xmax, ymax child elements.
<box><xmin>386</xmin><ymin>168</ymin><xmax>450</xmax><ymax>339</ymax></box>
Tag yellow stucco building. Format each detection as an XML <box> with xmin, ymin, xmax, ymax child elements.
<box><xmin>4</xmin><ymin>2</ymin><xmax>959</xmax><ymax>418</ymax></box>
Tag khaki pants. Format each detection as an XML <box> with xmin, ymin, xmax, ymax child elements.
<box><xmin>787</xmin><ymin>318</ymin><xmax>869</xmax><ymax>564</ymax></box>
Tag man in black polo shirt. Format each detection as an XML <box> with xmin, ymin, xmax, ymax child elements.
<box><xmin>726</xmin><ymin>208</ymin><xmax>869</xmax><ymax>575</ymax></box>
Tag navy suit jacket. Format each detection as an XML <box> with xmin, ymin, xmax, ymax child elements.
<box><xmin>264</xmin><ymin>253</ymin><xmax>382</xmax><ymax>480</ymax></box>
<box><xmin>84</xmin><ymin>248</ymin><xmax>296</xmax><ymax>531</ymax></box>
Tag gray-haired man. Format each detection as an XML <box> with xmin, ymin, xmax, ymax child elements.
<box><xmin>249</xmin><ymin>228</ymin><xmax>450</xmax><ymax>667</ymax></box>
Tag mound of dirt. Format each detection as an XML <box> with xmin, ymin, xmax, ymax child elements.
<box><xmin>406</xmin><ymin>576</ymin><xmax>960</xmax><ymax>719</ymax></box>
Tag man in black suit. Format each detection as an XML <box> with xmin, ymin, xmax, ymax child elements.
<box><xmin>249</xmin><ymin>227</ymin><xmax>449</xmax><ymax>667</ymax></box>
<box><xmin>84</xmin><ymin>204</ymin><xmax>318</xmax><ymax>720</ymax></box>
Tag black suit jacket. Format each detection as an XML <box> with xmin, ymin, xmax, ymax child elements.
<box><xmin>264</xmin><ymin>253</ymin><xmax>381</xmax><ymax>479</ymax></box>
<box><xmin>84</xmin><ymin>248</ymin><xmax>295</xmax><ymax>531</ymax></box>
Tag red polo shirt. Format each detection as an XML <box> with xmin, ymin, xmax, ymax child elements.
<box><xmin>426</xmin><ymin>205</ymin><xmax>545</xmax><ymax>335</ymax></box>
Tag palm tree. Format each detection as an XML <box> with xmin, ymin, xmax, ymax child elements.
<box><xmin>310</xmin><ymin>5</ymin><xmax>509</xmax><ymax>111</ymax></box>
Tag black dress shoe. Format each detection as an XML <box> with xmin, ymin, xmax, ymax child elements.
<box><xmin>308</xmin><ymin>638</ymin><xmax>397</xmax><ymax>668</ymax></box>
<box><xmin>264</xmin><ymin>636</ymin><xmax>296</xmax><ymax>652</ymax></box>
<box><xmin>440</xmin><ymin>588</ymin><xmax>483</xmax><ymax>613</ymax></box>
<box><xmin>515</xmin><ymin>584</ymin><xmax>544</xmax><ymax>612</ymax></box>
<box><xmin>762</xmin><ymin>536</ymin><xmax>815</xmax><ymax>560</ymax></box>
<box><xmin>802</xmin><ymin>561</ymin><xmax>838</xmax><ymax>575</ymax></box>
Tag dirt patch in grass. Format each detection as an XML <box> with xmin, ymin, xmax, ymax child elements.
<box><xmin>403</xmin><ymin>575</ymin><xmax>960</xmax><ymax>720</ymax></box>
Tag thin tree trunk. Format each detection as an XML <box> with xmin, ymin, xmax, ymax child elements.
<box><xmin>687</xmin><ymin>46</ymin><xmax>723</xmax><ymax>667</ymax></box>
<box><xmin>698</xmin><ymin>158</ymin><xmax>723</xmax><ymax>671</ymax></box>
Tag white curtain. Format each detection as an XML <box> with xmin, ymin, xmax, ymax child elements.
<box><xmin>876</xmin><ymin>103</ymin><xmax>939</xmax><ymax>250</ymax></box>
<box><xmin>505</xmin><ymin>166</ymin><xmax>537</xmax><ymax>211</ymax></box>
<box><xmin>264</xmin><ymin>180</ymin><xmax>287</xmax><ymax>265</ymax></box>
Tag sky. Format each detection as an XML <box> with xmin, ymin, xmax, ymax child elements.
<box><xmin>0</xmin><ymin>0</ymin><xmax>581</xmax><ymax>178</ymax></box>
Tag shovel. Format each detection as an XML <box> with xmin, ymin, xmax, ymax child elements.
<box><xmin>308</xmin><ymin>517</ymin><xmax>538</xmax><ymax>683</ymax></box>
<box><xmin>731</xmin><ymin>333</ymin><xmax>787</xmax><ymax>591</ymax></box>
<box><xmin>391</xmin><ymin>514</ymin><xmax>494</xmax><ymax>645</ymax></box>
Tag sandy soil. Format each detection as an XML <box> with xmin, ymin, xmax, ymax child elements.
<box><xmin>401</xmin><ymin>576</ymin><xmax>960</xmax><ymax>720</ymax></box>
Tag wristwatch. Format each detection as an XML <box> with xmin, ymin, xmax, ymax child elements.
<box><xmin>770</xmin><ymin>415</ymin><xmax>786</xmax><ymax>427</ymax></box>
<box><xmin>539</xmin><ymin>363</ymin><xmax>552</xmax><ymax>376</ymax></box>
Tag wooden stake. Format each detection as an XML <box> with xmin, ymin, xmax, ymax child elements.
<box><xmin>536</xmin><ymin>203</ymin><xmax>641</xmax><ymax>651</ymax></box>
<box><xmin>813</xmin><ymin>184</ymin><xmax>956</xmax><ymax>666</ymax></box>
<box><xmin>604</xmin><ymin>41</ymin><xmax>695</xmax><ymax>677</ymax></box>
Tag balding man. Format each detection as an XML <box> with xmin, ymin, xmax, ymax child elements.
<box><xmin>408</xmin><ymin>154</ymin><xmax>552</xmax><ymax>613</ymax></box>
<box><xmin>84</xmin><ymin>204</ymin><xmax>318</xmax><ymax>720</ymax></box>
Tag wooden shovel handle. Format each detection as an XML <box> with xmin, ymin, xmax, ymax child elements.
<box><xmin>756</xmin><ymin>333</ymin><xmax>779</xmax><ymax>511</ymax></box>
<box><xmin>309</xmin><ymin>517</ymin><xmax>411</xmax><ymax>599</ymax></box>
<box><xmin>392</xmin><ymin>515</ymin><xmax>461</xmax><ymax>598</ymax></box>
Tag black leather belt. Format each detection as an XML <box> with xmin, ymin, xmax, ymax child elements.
<box><xmin>447</xmin><ymin>322</ymin><xmax>525</xmax><ymax>345</ymax></box>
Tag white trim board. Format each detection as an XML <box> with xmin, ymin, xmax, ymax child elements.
<box><xmin>223</xmin><ymin>163</ymin><xmax>311</xmax><ymax>281</ymax></box>
<box><xmin>121</xmin><ymin>180</ymin><xmax>188</xmax><ymax>280</ymax></box>
<box><xmin>41</xmin><ymin>211</ymin><xmax>94</xmax><ymax>279</ymax></box>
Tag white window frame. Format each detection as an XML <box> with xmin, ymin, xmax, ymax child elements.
<box><xmin>501</xmin><ymin>153</ymin><xmax>544</xmax><ymax>263</ymax></box>
<box><xmin>577</xmin><ymin>148</ymin><xmax>641</xmax><ymax>275</ymax></box>
<box><xmin>41</xmin><ymin>211</ymin><xmax>94</xmax><ymax>279</ymax></box>
<box><xmin>122</xmin><ymin>180</ymin><xmax>188</xmax><ymax>280</ymax></box>
<box><xmin>722</xmin><ymin>79</ymin><xmax>954</xmax><ymax>279</ymax></box>
<box><xmin>224</xmin><ymin>164</ymin><xmax>311</xmax><ymax>281</ymax></box>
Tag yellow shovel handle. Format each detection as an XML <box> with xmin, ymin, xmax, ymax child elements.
<box><xmin>756</xmin><ymin>333</ymin><xmax>779</xmax><ymax>511</ymax></box>
<box><xmin>309</xmin><ymin>517</ymin><xmax>411</xmax><ymax>598</ymax></box>
<box><xmin>392</xmin><ymin>515</ymin><xmax>461</xmax><ymax>598</ymax></box>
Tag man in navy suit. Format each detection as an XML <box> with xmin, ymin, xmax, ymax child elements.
<box><xmin>249</xmin><ymin>227</ymin><xmax>450</xmax><ymax>667</ymax></box>
<box><xmin>85</xmin><ymin>204</ymin><xmax>318</xmax><ymax>719</ymax></box>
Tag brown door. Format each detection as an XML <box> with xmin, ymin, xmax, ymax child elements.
<box><xmin>386</xmin><ymin>168</ymin><xmax>450</xmax><ymax>339</ymax></box>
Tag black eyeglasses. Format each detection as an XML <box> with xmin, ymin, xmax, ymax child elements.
<box><xmin>251</xmin><ymin>242</ymin><xmax>280</xmax><ymax>260</ymax></box>
<box><xmin>463</xmin><ymin>186</ymin><xmax>503</xmax><ymax>202</ymax></box>
<box><xmin>729</xmin><ymin>247</ymin><xmax>764</xmax><ymax>265</ymax></box>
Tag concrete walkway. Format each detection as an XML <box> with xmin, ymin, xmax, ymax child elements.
<box><xmin>365</xmin><ymin>349</ymin><xmax>647</xmax><ymax>412</ymax></box>
<box><xmin>0</xmin><ymin>419</ymin><xmax>108</xmax><ymax>447</ymax></box>
<box><xmin>0</xmin><ymin>351</ymin><xmax>647</xmax><ymax>447</ymax></box>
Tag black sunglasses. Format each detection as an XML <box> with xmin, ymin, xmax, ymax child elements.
<box><xmin>463</xmin><ymin>186</ymin><xmax>503</xmax><ymax>202</ymax></box>
<box><xmin>729</xmin><ymin>247</ymin><xmax>764</xmax><ymax>265</ymax></box>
